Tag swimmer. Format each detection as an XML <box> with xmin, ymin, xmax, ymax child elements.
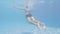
<box><xmin>15</xmin><ymin>5</ymin><xmax>46</xmax><ymax>31</ymax></box>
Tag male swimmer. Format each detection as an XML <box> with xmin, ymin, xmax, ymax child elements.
<box><xmin>15</xmin><ymin>5</ymin><xmax>46</xmax><ymax>31</ymax></box>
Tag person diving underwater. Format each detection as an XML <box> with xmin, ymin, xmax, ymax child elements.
<box><xmin>15</xmin><ymin>5</ymin><xmax>47</xmax><ymax>31</ymax></box>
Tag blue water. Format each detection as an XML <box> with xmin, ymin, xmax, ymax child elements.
<box><xmin>0</xmin><ymin>0</ymin><xmax>60</xmax><ymax>34</ymax></box>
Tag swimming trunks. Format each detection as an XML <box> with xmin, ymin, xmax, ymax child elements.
<box><xmin>26</xmin><ymin>13</ymin><xmax>32</xmax><ymax>17</ymax></box>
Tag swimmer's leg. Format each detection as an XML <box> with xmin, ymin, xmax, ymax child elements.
<box><xmin>27</xmin><ymin>16</ymin><xmax>37</xmax><ymax>24</ymax></box>
<box><xmin>31</xmin><ymin>16</ymin><xmax>36</xmax><ymax>21</ymax></box>
<box><xmin>36</xmin><ymin>21</ymin><xmax>46</xmax><ymax>31</ymax></box>
<box><xmin>27</xmin><ymin>17</ymin><xmax>46</xmax><ymax>31</ymax></box>
<box><xmin>29</xmin><ymin>16</ymin><xmax>38</xmax><ymax>24</ymax></box>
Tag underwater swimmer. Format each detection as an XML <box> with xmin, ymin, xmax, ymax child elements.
<box><xmin>15</xmin><ymin>5</ymin><xmax>46</xmax><ymax>31</ymax></box>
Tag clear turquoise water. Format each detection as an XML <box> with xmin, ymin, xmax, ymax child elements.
<box><xmin>0</xmin><ymin>0</ymin><xmax>60</xmax><ymax>34</ymax></box>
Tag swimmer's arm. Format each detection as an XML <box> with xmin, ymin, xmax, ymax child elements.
<box><xmin>14</xmin><ymin>5</ymin><xmax>25</xmax><ymax>10</ymax></box>
<box><xmin>16</xmin><ymin>6</ymin><xmax>25</xmax><ymax>10</ymax></box>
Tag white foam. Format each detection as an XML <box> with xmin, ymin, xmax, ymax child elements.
<box><xmin>33</xmin><ymin>27</ymin><xmax>60</xmax><ymax>34</ymax></box>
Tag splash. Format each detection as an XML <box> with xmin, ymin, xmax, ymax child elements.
<box><xmin>22</xmin><ymin>0</ymin><xmax>40</xmax><ymax>8</ymax></box>
<box><xmin>21</xmin><ymin>27</ymin><xmax>60</xmax><ymax>34</ymax></box>
<box><xmin>32</xmin><ymin>27</ymin><xmax>60</xmax><ymax>34</ymax></box>
<box><xmin>14</xmin><ymin>0</ymin><xmax>43</xmax><ymax>9</ymax></box>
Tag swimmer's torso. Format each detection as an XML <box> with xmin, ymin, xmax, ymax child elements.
<box><xmin>25</xmin><ymin>7</ymin><xmax>32</xmax><ymax>17</ymax></box>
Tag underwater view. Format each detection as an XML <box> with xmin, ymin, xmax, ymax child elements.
<box><xmin>0</xmin><ymin>0</ymin><xmax>60</xmax><ymax>34</ymax></box>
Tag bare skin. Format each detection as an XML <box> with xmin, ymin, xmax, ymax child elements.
<box><xmin>15</xmin><ymin>5</ymin><xmax>46</xmax><ymax>31</ymax></box>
